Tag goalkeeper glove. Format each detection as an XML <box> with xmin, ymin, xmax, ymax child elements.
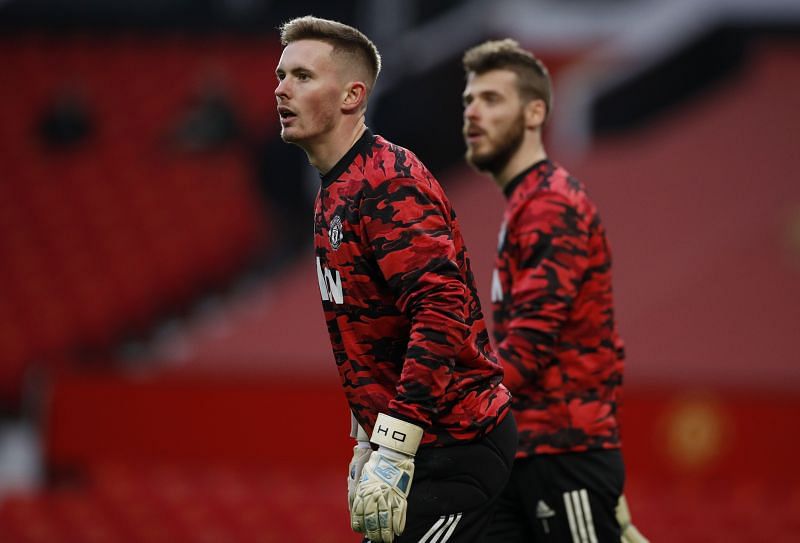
<box><xmin>351</xmin><ymin>413</ymin><xmax>423</xmax><ymax>543</ymax></box>
<box><xmin>348</xmin><ymin>412</ymin><xmax>372</xmax><ymax>512</ymax></box>
<box><xmin>617</xmin><ymin>494</ymin><xmax>649</xmax><ymax>543</ymax></box>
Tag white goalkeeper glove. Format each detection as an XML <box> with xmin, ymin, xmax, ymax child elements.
<box><xmin>348</xmin><ymin>412</ymin><xmax>372</xmax><ymax>512</ymax></box>
<box><xmin>617</xmin><ymin>494</ymin><xmax>649</xmax><ymax>543</ymax></box>
<box><xmin>351</xmin><ymin>413</ymin><xmax>424</xmax><ymax>543</ymax></box>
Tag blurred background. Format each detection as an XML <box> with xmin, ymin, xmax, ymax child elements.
<box><xmin>1</xmin><ymin>0</ymin><xmax>799</xmax><ymax>541</ymax></box>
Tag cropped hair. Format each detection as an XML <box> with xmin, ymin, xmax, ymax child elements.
<box><xmin>463</xmin><ymin>38</ymin><xmax>552</xmax><ymax>116</ymax></box>
<box><xmin>280</xmin><ymin>15</ymin><xmax>381</xmax><ymax>93</ymax></box>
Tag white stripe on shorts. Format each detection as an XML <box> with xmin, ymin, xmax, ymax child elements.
<box><xmin>579</xmin><ymin>489</ymin><xmax>598</xmax><ymax>543</ymax></box>
<box><xmin>563</xmin><ymin>489</ymin><xmax>598</xmax><ymax>543</ymax></box>
<box><xmin>420</xmin><ymin>513</ymin><xmax>462</xmax><ymax>543</ymax></box>
<box><xmin>439</xmin><ymin>512</ymin><xmax>462</xmax><ymax>542</ymax></box>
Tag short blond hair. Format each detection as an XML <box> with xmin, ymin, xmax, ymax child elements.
<box><xmin>463</xmin><ymin>39</ymin><xmax>552</xmax><ymax>116</ymax></box>
<box><xmin>280</xmin><ymin>15</ymin><xmax>381</xmax><ymax>94</ymax></box>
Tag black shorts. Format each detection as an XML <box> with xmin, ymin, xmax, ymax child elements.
<box><xmin>360</xmin><ymin>413</ymin><xmax>517</xmax><ymax>543</ymax></box>
<box><xmin>485</xmin><ymin>449</ymin><xmax>625</xmax><ymax>543</ymax></box>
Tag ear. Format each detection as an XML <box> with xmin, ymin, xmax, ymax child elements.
<box><xmin>524</xmin><ymin>99</ymin><xmax>547</xmax><ymax>129</ymax></box>
<box><xmin>342</xmin><ymin>81</ymin><xmax>368</xmax><ymax>113</ymax></box>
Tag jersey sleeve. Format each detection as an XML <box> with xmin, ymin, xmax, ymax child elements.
<box><xmin>499</xmin><ymin>191</ymin><xmax>589</xmax><ymax>392</ymax></box>
<box><xmin>360</xmin><ymin>177</ymin><xmax>469</xmax><ymax>429</ymax></box>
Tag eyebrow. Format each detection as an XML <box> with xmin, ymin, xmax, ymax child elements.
<box><xmin>276</xmin><ymin>65</ymin><xmax>314</xmax><ymax>76</ymax></box>
<box><xmin>463</xmin><ymin>89</ymin><xmax>503</xmax><ymax>100</ymax></box>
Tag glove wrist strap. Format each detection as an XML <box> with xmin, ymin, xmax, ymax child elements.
<box><xmin>370</xmin><ymin>413</ymin><xmax>423</xmax><ymax>456</ymax></box>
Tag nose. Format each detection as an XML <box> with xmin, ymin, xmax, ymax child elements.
<box><xmin>275</xmin><ymin>78</ymin><xmax>289</xmax><ymax>101</ymax></box>
<box><xmin>463</xmin><ymin>101</ymin><xmax>479</xmax><ymax>121</ymax></box>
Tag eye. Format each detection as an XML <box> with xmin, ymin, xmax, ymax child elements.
<box><xmin>297</xmin><ymin>72</ymin><xmax>310</xmax><ymax>81</ymax></box>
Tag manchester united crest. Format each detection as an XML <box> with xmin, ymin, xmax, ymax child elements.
<box><xmin>329</xmin><ymin>215</ymin><xmax>343</xmax><ymax>250</ymax></box>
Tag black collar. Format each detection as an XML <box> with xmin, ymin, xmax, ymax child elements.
<box><xmin>503</xmin><ymin>159</ymin><xmax>551</xmax><ymax>199</ymax></box>
<box><xmin>320</xmin><ymin>129</ymin><xmax>375</xmax><ymax>188</ymax></box>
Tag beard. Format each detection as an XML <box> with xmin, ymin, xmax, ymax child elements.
<box><xmin>465</xmin><ymin>114</ymin><xmax>526</xmax><ymax>176</ymax></box>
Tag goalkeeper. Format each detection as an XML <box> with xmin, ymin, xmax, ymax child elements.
<box><xmin>276</xmin><ymin>16</ymin><xmax>517</xmax><ymax>543</ymax></box>
<box><xmin>461</xmin><ymin>39</ymin><xmax>648</xmax><ymax>542</ymax></box>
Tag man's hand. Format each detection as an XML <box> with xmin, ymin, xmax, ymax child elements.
<box><xmin>348</xmin><ymin>444</ymin><xmax>372</xmax><ymax>511</ymax></box>
<box><xmin>617</xmin><ymin>494</ymin><xmax>649</xmax><ymax>543</ymax></box>
<box><xmin>352</xmin><ymin>447</ymin><xmax>414</xmax><ymax>542</ymax></box>
<box><xmin>348</xmin><ymin>413</ymin><xmax>372</xmax><ymax>512</ymax></box>
<box><xmin>350</xmin><ymin>413</ymin><xmax>423</xmax><ymax>542</ymax></box>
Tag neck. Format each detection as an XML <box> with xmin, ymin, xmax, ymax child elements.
<box><xmin>305</xmin><ymin>115</ymin><xmax>367</xmax><ymax>174</ymax></box>
<box><xmin>494</xmin><ymin>136</ymin><xmax>547</xmax><ymax>190</ymax></box>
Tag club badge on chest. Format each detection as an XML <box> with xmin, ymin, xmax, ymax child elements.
<box><xmin>329</xmin><ymin>215</ymin><xmax>343</xmax><ymax>251</ymax></box>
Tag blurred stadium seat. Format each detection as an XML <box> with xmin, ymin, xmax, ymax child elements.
<box><xmin>0</xmin><ymin>35</ymin><xmax>280</xmax><ymax>407</ymax></box>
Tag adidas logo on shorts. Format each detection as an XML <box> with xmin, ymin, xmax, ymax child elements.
<box><xmin>536</xmin><ymin>500</ymin><xmax>556</xmax><ymax>519</ymax></box>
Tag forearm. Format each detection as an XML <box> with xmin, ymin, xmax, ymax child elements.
<box><xmin>389</xmin><ymin>289</ymin><xmax>470</xmax><ymax>426</ymax></box>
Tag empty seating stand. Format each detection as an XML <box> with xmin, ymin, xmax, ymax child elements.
<box><xmin>0</xmin><ymin>34</ymin><xmax>281</xmax><ymax>405</ymax></box>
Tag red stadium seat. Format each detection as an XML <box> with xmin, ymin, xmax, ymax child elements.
<box><xmin>0</xmin><ymin>34</ymin><xmax>279</xmax><ymax>405</ymax></box>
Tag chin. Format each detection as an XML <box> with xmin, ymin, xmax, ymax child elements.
<box><xmin>280</xmin><ymin>130</ymin><xmax>301</xmax><ymax>144</ymax></box>
<box><xmin>466</xmin><ymin>151</ymin><xmax>492</xmax><ymax>172</ymax></box>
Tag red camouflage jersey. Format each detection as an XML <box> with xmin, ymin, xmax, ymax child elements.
<box><xmin>491</xmin><ymin>159</ymin><xmax>624</xmax><ymax>457</ymax></box>
<box><xmin>315</xmin><ymin>129</ymin><xmax>511</xmax><ymax>447</ymax></box>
